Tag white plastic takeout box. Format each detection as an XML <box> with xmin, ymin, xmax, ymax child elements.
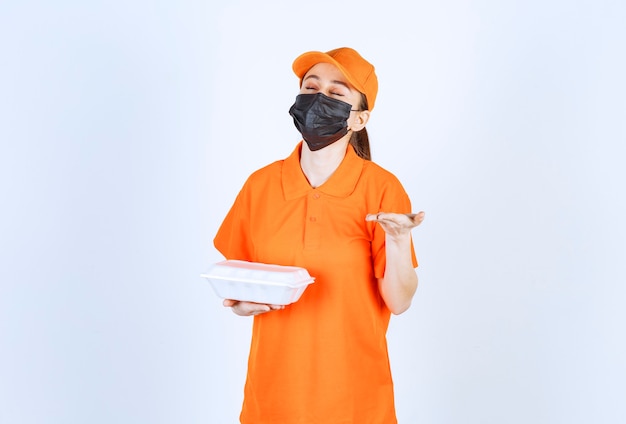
<box><xmin>201</xmin><ymin>260</ymin><xmax>315</xmax><ymax>305</ymax></box>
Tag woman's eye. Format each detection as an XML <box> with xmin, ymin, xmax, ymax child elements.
<box><xmin>331</xmin><ymin>92</ymin><xmax>344</xmax><ymax>97</ymax></box>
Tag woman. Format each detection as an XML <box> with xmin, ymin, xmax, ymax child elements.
<box><xmin>214</xmin><ymin>47</ymin><xmax>425</xmax><ymax>424</ymax></box>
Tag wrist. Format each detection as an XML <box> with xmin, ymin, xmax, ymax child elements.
<box><xmin>385</xmin><ymin>232</ymin><xmax>412</xmax><ymax>245</ymax></box>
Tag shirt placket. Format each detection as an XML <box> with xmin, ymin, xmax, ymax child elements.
<box><xmin>303</xmin><ymin>190</ymin><xmax>322</xmax><ymax>250</ymax></box>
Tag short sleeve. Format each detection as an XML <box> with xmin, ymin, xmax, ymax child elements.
<box><xmin>213</xmin><ymin>179</ymin><xmax>254</xmax><ymax>261</ymax></box>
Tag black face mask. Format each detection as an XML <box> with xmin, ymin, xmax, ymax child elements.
<box><xmin>288</xmin><ymin>93</ymin><xmax>353</xmax><ymax>151</ymax></box>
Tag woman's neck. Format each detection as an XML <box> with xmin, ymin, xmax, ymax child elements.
<box><xmin>300</xmin><ymin>137</ymin><xmax>350</xmax><ymax>188</ymax></box>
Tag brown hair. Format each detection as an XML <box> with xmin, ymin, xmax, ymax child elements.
<box><xmin>349</xmin><ymin>93</ymin><xmax>371</xmax><ymax>160</ymax></box>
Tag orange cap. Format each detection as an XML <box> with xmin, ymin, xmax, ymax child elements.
<box><xmin>292</xmin><ymin>47</ymin><xmax>379</xmax><ymax>111</ymax></box>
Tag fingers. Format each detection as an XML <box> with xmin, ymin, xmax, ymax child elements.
<box><xmin>365</xmin><ymin>213</ymin><xmax>382</xmax><ymax>222</ymax></box>
<box><xmin>407</xmin><ymin>211</ymin><xmax>426</xmax><ymax>226</ymax></box>
<box><xmin>366</xmin><ymin>211</ymin><xmax>426</xmax><ymax>227</ymax></box>
<box><xmin>223</xmin><ymin>299</ymin><xmax>285</xmax><ymax>316</ymax></box>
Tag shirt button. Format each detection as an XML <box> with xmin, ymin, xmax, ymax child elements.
<box><xmin>309</xmin><ymin>217</ymin><xmax>317</xmax><ymax>222</ymax></box>
<box><xmin>313</xmin><ymin>193</ymin><xmax>320</xmax><ymax>199</ymax></box>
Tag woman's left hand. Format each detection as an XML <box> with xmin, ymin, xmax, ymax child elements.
<box><xmin>365</xmin><ymin>211</ymin><xmax>425</xmax><ymax>238</ymax></box>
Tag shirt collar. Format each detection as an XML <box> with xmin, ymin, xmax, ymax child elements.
<box><xmin>282</xmin><ymin>141</ymin><xmax>364</xmax><ymax>200</ymax></box>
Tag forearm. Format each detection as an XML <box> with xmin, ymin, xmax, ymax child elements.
<box><xmin>379</xmin><ymin>233</ymin><xmax>418</xmax><ymax>315</ymax></box>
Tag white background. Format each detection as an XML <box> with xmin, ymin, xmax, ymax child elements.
<box><xmin>1</xmin><ymin>1</ymin><xmax>625</xmax><ymax>423</ymax></box>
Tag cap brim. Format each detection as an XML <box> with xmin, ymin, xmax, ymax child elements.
<box><xmin>292</xmin><ymin>51</ymin><xmax>365</xmax><ymax>95</ymax></box>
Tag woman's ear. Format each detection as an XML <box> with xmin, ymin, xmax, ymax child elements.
<box><xmin>350</xmin><ymin>110</ymin><xmax>370</xmax><ymax>132</ymax></box>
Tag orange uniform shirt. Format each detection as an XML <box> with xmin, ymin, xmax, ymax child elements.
<box><xmin>214</xmin><ymin>142</ymin><xmax>417</xmax><ymax>424</ymax></box>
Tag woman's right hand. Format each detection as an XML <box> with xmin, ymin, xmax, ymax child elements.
<box><xmin>223</xmin><ymin>299</ymin><xmax>285</xmax><ymax>316</ymax></box>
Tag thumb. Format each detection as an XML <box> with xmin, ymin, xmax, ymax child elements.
<box><xmin>223</xmin><ymin>299</ymin><xmax>238</xmax><ymax>307</ymax></box>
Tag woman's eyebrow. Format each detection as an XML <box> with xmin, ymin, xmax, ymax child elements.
<box><xmin>303</xmin><ymin>74</ymin><xmax>350</xmax><ymax>89</ymax></box>
<box><xmin>303</xmin><ymin>74</ymin><xmax>320</xmax><ymax>82</ymax></box>
<box><xmin>331</xmin><ymin>80</ymin><xmax>350</xmax><ymax>89</ymax></box>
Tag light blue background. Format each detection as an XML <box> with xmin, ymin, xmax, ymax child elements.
<box><xmin>1</xmin><ymin>1</ymin><xmax>625</xmax><ymax>423</ymax></box>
